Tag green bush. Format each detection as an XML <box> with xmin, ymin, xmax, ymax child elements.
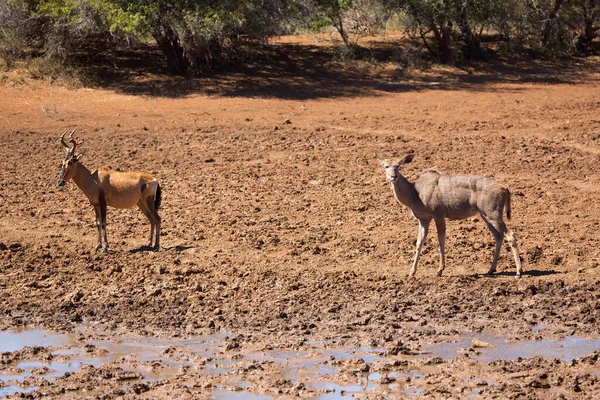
<box><xmin>0</xmin><ymin>0</ymin><xmax>598</xmax><ymax>75</ymax></box>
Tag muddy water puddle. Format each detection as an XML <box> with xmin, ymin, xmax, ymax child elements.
<box><xmin>421</xmin><ymin>331</ymin><xmax>600</xmax><ymax>363</ymax></box>
<box><xmin>1</xmin><ymin>328</ymin><xmax>599</xmax><ymax>398</ymax></box>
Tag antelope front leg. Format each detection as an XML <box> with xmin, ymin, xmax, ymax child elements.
<box><xmin>410</xmin><ymin>219</ymin><xmax>430</xmax><ymax>277</ymax></box>
<box><xmin>434</xmin><ymin>218</ymin><xmax>446</xmax><ymax>277</ymax></box>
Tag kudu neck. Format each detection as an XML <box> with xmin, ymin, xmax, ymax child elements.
<box><xmin>390</xmin><ymin>174</ymin><xmax>418</xmax><ymax>206</ymax></box>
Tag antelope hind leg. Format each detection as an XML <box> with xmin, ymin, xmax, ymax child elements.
<box><xmin>137</xmin><ymin>201</ymin><xmax>155</xmax><ymax>248</ymax></box>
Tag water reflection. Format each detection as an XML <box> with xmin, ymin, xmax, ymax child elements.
<box><xmin>0</xmin><ymin>327</ymin><xmax>598</xmax><ymax>398</ymax></box>
<box><xmin>422</xmin><ymin>331</ymin><xmax>600</xmax><ymax>362</ymax></box>
<box><xmin>0</xmin><ymin>329</ymin><xmax>76</xmax><ymax>352</ymax></box>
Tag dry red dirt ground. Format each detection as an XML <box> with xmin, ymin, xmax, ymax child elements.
<box><xmin>1</xmin><ymin>37</ymin><xmax>600</xmax><ymax>398</ymax></box>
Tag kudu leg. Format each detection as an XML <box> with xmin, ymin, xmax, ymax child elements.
<box><xmin>410</xmin><ymin>219</ymin><xmax>430</xmax><ymax>277</ymax></box>
<box><xmin>482</xmin><ymin>215</ymin><xmax>522</xmax><ymax>277</ymax></box>
<box><xmin>481</xmin><ymin>215</ymin><xmax>503</xmax><ymax>275</ymax></box>
<box><xmin>488</xmin><ymin>232</ymin><xmax>503</xmax><ymax>275</ymax></box>
<box><xmin>505</xmin><ymin>230</ymin><xmax>523</xmax><ymax>277</ymax></box>
<box><xmin>434</xmin><ymin>218</ymin><xmax>446</xmax><ymax>277</ymax></box>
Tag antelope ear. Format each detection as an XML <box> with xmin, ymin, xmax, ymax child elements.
<box><xmin>402</xmin><ymin>152</ymin><xmax>414</xmax><ymax>164</ymax></box>
<box><xmin>75</xmin><ymin>152</ymin><xmax>84</xmax><ymax>161</ymax></box>
<box><xmin>374</xmin><ymin>152</ymin><xmax>385</xmax><ymax>166</ymax></box>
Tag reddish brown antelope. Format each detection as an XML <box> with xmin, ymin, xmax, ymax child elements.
<box><xmin>377</xmin><ymin>152</ymin><xmax>523</xmax><ymax>278</ymax></box>
<box><xmin>58</xmin><ymin>130</ymin><xmax>162</xmax><ymax>252</ymax></box>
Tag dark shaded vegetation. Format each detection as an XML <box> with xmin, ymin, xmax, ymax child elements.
<box><xmin>61</xmin><ymin>38</ymin><xmax>600</xmax><ymax>100</ymax></box>
<box><xmin>1</xmin><ymin>0</ymin><xmax>598</xmax><ymax>91</ymax></box>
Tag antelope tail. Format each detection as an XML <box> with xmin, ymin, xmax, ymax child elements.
<box><xmin>505</xmin><ymin>188</ymin><xmax>512</xmax><ymax>220</ymax></box>
<box><xmin>155</xmin><ymin>183</ymin><xmax>162</xmax><ymax>210</ymax></box>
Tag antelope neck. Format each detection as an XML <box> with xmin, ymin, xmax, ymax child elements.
<box><xmin>71</xmin><ymin>162</ymin><xmax>97</xmax><ymax>199</ymax></box>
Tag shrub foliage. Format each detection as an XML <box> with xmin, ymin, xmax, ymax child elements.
<box><xmin>0</xmin><ymin>0</ymin><xmax>598</xmax><ymax>72</ymax></box>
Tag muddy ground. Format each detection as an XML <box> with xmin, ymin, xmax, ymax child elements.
<box><xmin>1</xmin><ymin>37</ymin><xmax>600</xmax><ymax>398</ymax></box>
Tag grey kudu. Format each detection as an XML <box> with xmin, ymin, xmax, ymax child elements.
<box><xmin>377</xmin><ymin>152</ymin><xmax>523</xmax><ymax>277</ymax></box>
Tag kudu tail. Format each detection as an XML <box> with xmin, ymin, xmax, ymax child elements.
<box><xmin>505</xmin><ymin>188</ymin><xmax>512</xmax><ymax>220</ymax></box>
<box><xmin>155</xmin><ymin>183</ymin><xmax>162</xmax><ymax>210</ymax></box>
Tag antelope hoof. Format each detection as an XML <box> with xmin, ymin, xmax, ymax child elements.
<box><xmin>153</xmin><ymin>245</ymin><xmax>160</xmax><ymax>252</ymax></box>
<box><xmin>515</xmin><ymin>273</ymin><xmax>522</xmax><ymax>279</ymax></box>
<box><xmin>94</xmin><ymin>244</ymin><xmax>102</xmax><ymax>252</ymax></box>
<box><xmin>436</xmin><ymin>270</ymin><xmax>443</xmax><ymax>277</ymax></box>
<box><xmin>100</xmin><ymin>247</ymin><xmax>108</xmax><ymax>254</ymax></box>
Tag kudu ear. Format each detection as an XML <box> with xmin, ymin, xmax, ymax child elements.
<box><xmin>402</xmin><ymin>152</ymin><xmax>415</xmax><ymax>164</ymax></box>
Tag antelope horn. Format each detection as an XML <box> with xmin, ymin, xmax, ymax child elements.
<box><xmin>68</xmin><ymin>128</ymin><xmax>79</xmax><ymax>152</ymax></box>
<box><xmin>60</xmin><ymin>130</ymin><xmax>70</xmax><ymax>149</ymax></box>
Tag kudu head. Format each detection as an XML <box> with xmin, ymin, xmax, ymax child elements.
<box><xmin>58</xmin><ymin>129</ymin><xmax>83</xmax><ymax>186</ymax></box>
<box><xmin>376</xmin><ymin>152</ymin><xmax>414</xmax><ymax>183</ymax></box>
